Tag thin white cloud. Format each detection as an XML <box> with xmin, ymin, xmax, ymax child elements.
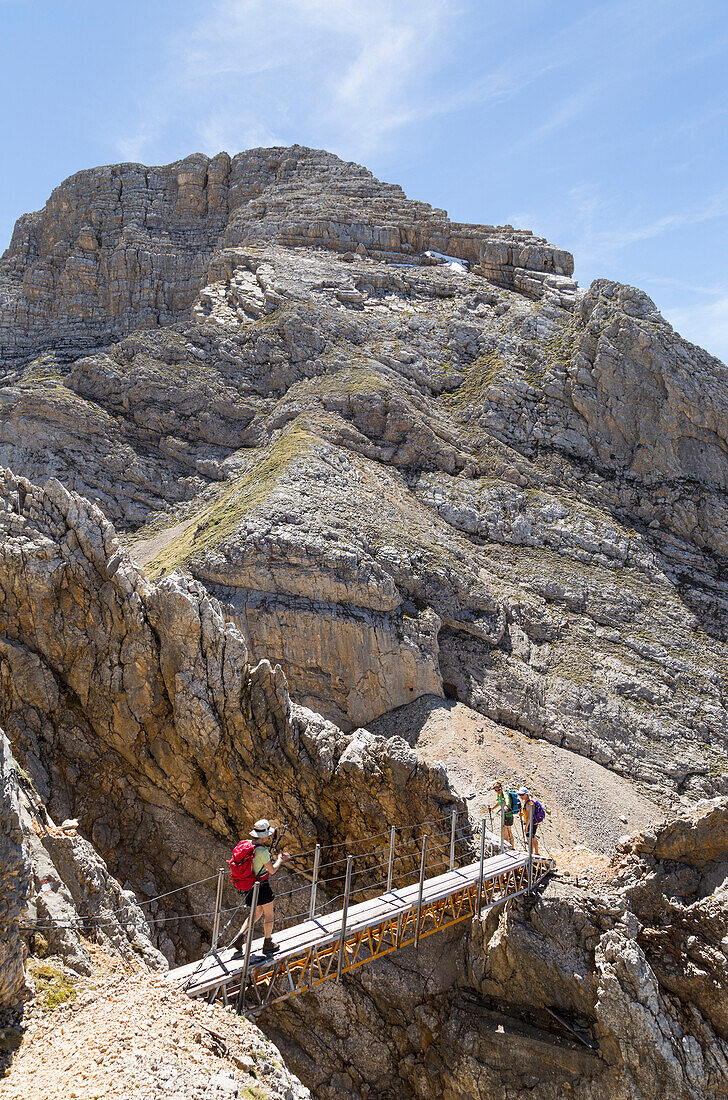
<box><xmin>114</xmin><ymin>0</ymin><xmax>583</xmax><ymax>165</ymax></box>
<box><xmin>561</xmin><ymin>182</ymin><xmax>728</xmax><ymax>266</ymax></box>
<box><xmin>599</xmin><ymin>197</ymin><xmax>728</xmax><ymax>254</ymax></box>
<box><xmin>197</xmin><ymin>111</ymin><xmax>285</xmax><ymax>155</ymax></box>
<box><xmin>115</xmin><ymin>0</ymin><xmax>467</xmax><ymax>162</ymax></box>
<box><xmin>118</xmin><ymin>0</ymin><xmax>670</xmax><ymax>165</ymax></box>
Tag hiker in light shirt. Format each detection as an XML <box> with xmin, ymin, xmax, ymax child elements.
<box><xmin>488</xmin><ymin>782</ymin><xmax>517</xmax><ymax>847</ymax></box>
<box><xmin>233</xmin><ymin>819</ymin><xmax>290</xmax><ymax>957</ymax></box>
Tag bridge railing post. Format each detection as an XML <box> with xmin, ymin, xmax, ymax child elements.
<box><xmin>211</xmin><ymin>866</ymin><xmax>225</xmax><ymax>952</ymax></box>
<box><xmin>414</xmin><ymin>834</ymin><xmax>428</xmax><ymax>948</ymax></box>
<box><xmin>309</xmin><ymin>843</ymin><xmax>321</xmax><ymax>921</ymax></box>
<box><xmin>476</xmin><ymin>818</ymin><xmax>486</xmax><ymax>918</ymax></box>
<box><xmin>237</xmin><ymin>880</ymin><xmax>259</xmax><ymax>1015</ymax></box>
<box><xmin>500</xmin><ymin>801</ymin><xmax>505</xmax><ymax>853</ymax></box>
<box><xmin>337</xmin><ymin>855</ymin><xmax>354</xmax><ymax>980</ymax></box>
<box><xmin>386</xmin><ymin>825</ymin><xmax>396</xmax><ymax>893</ymax></box>
<box><xmin>449</xmin><ymin>809</ymin><xmax>457</xmax><ymax>871</ymax></box>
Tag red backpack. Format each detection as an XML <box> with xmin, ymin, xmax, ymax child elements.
<box><xmin>228</xmin><ymin>840</ymin><xmax>258</xmax><ymax>892</ymax></box>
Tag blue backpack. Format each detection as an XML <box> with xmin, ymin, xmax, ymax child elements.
<box><xmin>507</xmin><ymin>791</ymin><xmax>519</xmax><ymax>815</ymax></box>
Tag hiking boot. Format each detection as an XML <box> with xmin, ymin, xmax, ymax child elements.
<box><xmin>262</xmin><ymin>937</ymin><xmax>279</xmax><ymax>957</ymax></box>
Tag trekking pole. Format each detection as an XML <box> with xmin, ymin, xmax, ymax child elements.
<box><xmin>237</xmin><ymin>880</ymin><xmax>259</xmax><ymax>1015</ymax></box>
<box><xmin>308</xmin><ymin>844</ymin><xmax>321</xmax><ymax>921</ymax></box>
<box><xmin>211</xmin><ymin>866</ymin><xmax>225</xmax><ymax>952</ymax></box>
<box><xmin>414</xmin><ymin>834</ymin><xmax>428</xmax><ymax>949</ymax></box>
<box><xmin>449</xmin><ymin>809</ymin><xmax>457</xmax><ymax>871</ymax></box>
<box><xmin>476</xmin><ymin>818</ymin><xmax>486</xmax><ymax>918</ymax></box>
<box><xmin>386</xmin><ymin>825</ymin><xmax>396</xmax><ymax>893</ymax></box>
<box><xmin>500</xmin><ymin>802</ymin><xmax>505</xmax><ymax>854</ymax></box>
<box><xmin>337</xmin><ymin>856</ymin><xmax>353</xmax><ymax>980</ymax></box>
<box><xmin>270</xmin><ymin>822</ymin><xmax>288</xmax><ymax>855</ymax></box>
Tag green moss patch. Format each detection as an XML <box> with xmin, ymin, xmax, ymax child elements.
<box><xmin>441</xmin><ymin>352</ymin><xmax>506</xmax><ymax>408</ymax></box>
<box><xmin>240</xmin><ymin>1085</ymin><xmax>268</xmax><ymax>1100</ymax></box>
<box><xmin>145</xmin><ymin>424</ymin><xmax>318</xmax><ymax>578</ymax></box>
<box><xmin>289</xmin><ymin>365</ymin><xmax>391</xmax><ymax>400</ymax></box>
<box><xmin>28</xmin><ymin>961</ymin><xmax>77</xmax><ymax>1012</ymax></box>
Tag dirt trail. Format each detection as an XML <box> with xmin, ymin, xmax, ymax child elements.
<box><xmin>126</xmin><ymin>517</ymin><xmax>197</xmax><ymax>569</ymax></box>
<box><xmin>369</xmin><ymin>695</ymin><xmax>668</xmax><ymax>854</ymax></box>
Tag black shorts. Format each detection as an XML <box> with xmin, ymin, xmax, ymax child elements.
<box><xmin>245</xmin><ymin>880</ymin><xmax>274</xmax><ymax>906</ymax></box>
<box><xmin>527</xmin><ymin>820</ymin><xmax>539</xmax><ymax>838</ymax></box>
<box><xmin>504</xmin><ymin>813</ymin><xmax>514</xmax><ymax>826</ymax></box>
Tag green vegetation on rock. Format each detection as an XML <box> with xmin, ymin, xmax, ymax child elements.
<box><xmin>146</xmin><ymin>424</ymin><xmax>318</xmax><ymax>577</ymax></box>
<box><xmin>442</xmin><ymin>352</ymin><xmax>506</xmax><ymax>408</ymax></box>
<box><xmin>28</xmin><ymin>961</ymin><xmax>77</xmax><ymax>1012</ymax></box>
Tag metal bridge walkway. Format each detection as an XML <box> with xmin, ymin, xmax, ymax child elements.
<box><xmin>169</xmin><ymin>848</ymin><xmax>552</xmax><ymax>1013</ymax></box>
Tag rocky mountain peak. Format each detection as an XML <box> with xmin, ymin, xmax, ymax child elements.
<box><xmin>0</xmin><ymin>146</ymin><xmax>726</xmax><ymax>1100</ymax></box>
<box><xmin>0</xmin><ymin>146</ymin><xmax>573</xmax><ymax>366</ymax></box>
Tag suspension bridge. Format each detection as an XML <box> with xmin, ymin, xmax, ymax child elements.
<box><xmin>169</xmin><ymin>810</ymin><xmax>553</xmax><ymax>1014</ymax></box>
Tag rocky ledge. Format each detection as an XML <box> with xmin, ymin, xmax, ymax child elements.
<box><xmin>266</xmin><ymin>798</ymin><xmax>728</xmax><ymax>1100</ymax></box>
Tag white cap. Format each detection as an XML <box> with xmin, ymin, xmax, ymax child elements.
<box><xmin>250</xmin><ymin>818</ymin><xmax>275</xmax><ymax>839</ymax></box>
<box><xmin>517</xmin><ymin>787</ymin><xmax>529</xmax><ymax>797</ymax></box>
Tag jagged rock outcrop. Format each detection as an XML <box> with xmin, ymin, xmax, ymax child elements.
<box><xmin>0</xmin><ymin>144</ymin><xmax>727</xmax><ymax>1100</ymax></box>
<box><xmin>0</xmin><ymin>466</ymin><xmax>458</xmax><ymax>958</ymax></box>
<box><xmin>0</xmin><ymin>732</ymin><xmax>31</xmax><ymax>1014</ymax></box>
<box><xmin>0</xmin><ymin>148</ymin><xmax>572</xmax><ymax>367</ymax></box>
<box><xmin>18</xmin><ymin>787</ymin><xmax>167</xmax><ymax>974</ymax></box>
<box><xmin>0</xmin><ymin>155</ymin><xmax>726</xmax><ymax>799</ymax></box>
<box><xmin>266</xmin><ymin>799</ymin><xmax>728</xmax><ymax>1100</ymax></box>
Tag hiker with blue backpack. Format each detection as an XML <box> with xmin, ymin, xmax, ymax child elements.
<box><xmin>229</xmin><ymin>819</ymin><xmax>290</xmax><ymax>957</ymax></box>
<box><xmin>518</xmin><ymin>787</ymin><xmax>546</xmax><ymax>854</ymax></box>
<box><xmin>489</xmin><ymin>782</ymin><xmax>519</xmax><ymax>847</ymax></box>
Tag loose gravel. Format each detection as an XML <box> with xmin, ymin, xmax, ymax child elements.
<box><xmin>1</xmin><ymin>946</ymin><xmax>309</xmax><ymax>1100</ymax></box>
<box><xmin>370</xmin><ymin>695</ymin><xmax>669</xmax><ymax>855</ymax></box>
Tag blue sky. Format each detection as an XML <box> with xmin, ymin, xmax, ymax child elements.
<box><xmin>1</xmin><ymin>0</ymin><xmax>727</xmax><ymax>362</ymax></box>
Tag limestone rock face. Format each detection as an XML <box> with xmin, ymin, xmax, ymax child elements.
<box><xmin>18</xmin><ymin>791</ymin><xmax>167</xmax><ymax>974</ymax></box>
<box><xmin>0</xmin><ymin>467</ymin><xmax>458</xmax><ymax>957</ymax></box>
<box><xmin>0</xmin><ymin>731</ymin><xmax>31</xmax><ymax>1014</ymax></box>
<box><xmin>0</xmin><ymin>148</ymin><xmax>571</xmax><ymax>367</ymax></box>
<box><xmin>0</xmin><ymin>154</ymin><xmax>726</xmax><ymax>799</ymax></box>
<box><xmin>0</xmin><ymin>144</ymin><xmax>727</xmax><ymax>1100</ymax></box>
<box><xmin>267</xmin><ymin>799</ymin><xmax>728</xmax><ymax>1100</ymax></box>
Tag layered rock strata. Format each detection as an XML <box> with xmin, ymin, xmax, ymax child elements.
<box><xmin>0</xmin><ymin>175</ymin><xmax>726</xmax><ymax>799</ymax></box>
<box><xmin>0</xmin><ymin>143</ymin><xmax>726</xmax><ymax>1100</ymax></box>
<box><xmin>0</xmin><ymin>148</ymin><xmax>572</xmax><ymax>367</ymax></box>
<box><xmin>0</xmin><ymin>467</ymin><xmax>458</xmax><ymax>959</ymax></box>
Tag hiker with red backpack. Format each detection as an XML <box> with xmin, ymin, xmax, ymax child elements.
<box><xmin>518</xmin><ymin>787</ymin><xmax>545</xmax><ymax>854</ymax></box>
<box><xmin>229</xmin><ymin>819</ymin><xmax>290</xmax><ymax>957</ymax></box>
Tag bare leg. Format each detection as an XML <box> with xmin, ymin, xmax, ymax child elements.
<box><xmin>236</xmin><ymin>903</ymin><xmax>264</xmax><ymax>943</ymax></box>
<box><xmin>532</xmin><ymin>837</ymin><xmax>540</xmax><ymax>855</ymax></box>
<box><xmin>261</xmin><ymin>902</ymin><xmax>275</xmax><ymax>940</ymax></box>
<box><xmin>504</xmin><ymin>825</ymin><xmax>514</xmax><ymax>847</ymax></box>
